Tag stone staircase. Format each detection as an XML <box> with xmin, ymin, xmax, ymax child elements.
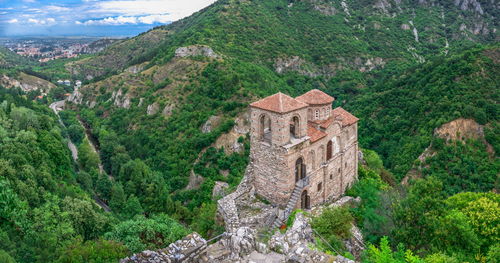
<box><xmin>271</xmin><ymin>176</ymin><xmax>309</xmax><ymax>229</ymax></box>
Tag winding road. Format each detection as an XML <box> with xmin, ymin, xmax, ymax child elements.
<box><xmin>50</xmin><ymin>100</ymin><xmax>78</xmax><ymax>161</ymax></box>
<box><xmin>50</xmin><ymin>100</ymin><xmax>111</xmax><ymax>212</ymax></box>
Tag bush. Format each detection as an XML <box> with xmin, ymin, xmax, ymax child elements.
<box><xmin>311</xmin><ymin>206</ymin><xmax>353</xmax><ymax>252</ymax></box>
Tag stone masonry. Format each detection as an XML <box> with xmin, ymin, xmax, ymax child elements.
<box><xmin>249</xmin><ymin>89</ymin><xmax>359</xmax><ymax>209</ymax></box>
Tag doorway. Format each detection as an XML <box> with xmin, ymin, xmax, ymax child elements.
<box><xmin>301</xmin><ymin>190</ymin><xmax>310</xmax><ymax>209</ymax></box>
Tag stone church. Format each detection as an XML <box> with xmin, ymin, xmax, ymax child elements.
<box><xmin>249</xmin><ymin>89</ymin><xmax>359</xmax><ymax>210</ymax></box>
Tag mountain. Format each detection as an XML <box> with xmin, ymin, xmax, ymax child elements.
<box><xmin>67</xmin><ymin>0</ymin><xmax>498</xmax><ymax>189</ymax></box>
<box><xmin>67</xmin><ymin>0</ymin><xmax>498</xmax><ymax>80</ymax></box>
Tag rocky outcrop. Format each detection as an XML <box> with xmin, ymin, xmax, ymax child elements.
<box><xmin>212</xmin><ymin>181</ymin><xmax>229</xmax><ymax>199</ymax></box>
<box><xmin>1</xmin><ymin>73</ymin><xmax>56</xmax><ymax>94</ymax></box>
<box><xmin>201</xmin><ymin>115</ymin><xmax>223</xmax><ymax>133</ymax></box>
<box><xmin>162</xmin><ymin>104</ymin><xmax>175</xmax><ymax>117</ymax></box>
<box><xmin>185</xmin><ymin>170</ymin><xmax>205</xmax><ymax>190</ymax></box>
<box><xmin>126</xmin><ymin>64</ymin><xmax>146</xmax><ymax>74</ymax></box>
<box><xmin>434</xmin><ymin>118</ymin><xmax>485</xmax><ymax>142</ymax></box>
<box><xmin>146</xmin><ymin>102</ymin><xmax>159</xmax><ymax>115</ymax></box>
<box><xmin>109</xmin><ymin>89</ymin><xmax>131</xmax><ymax>109</ymax></box>
<box><xmin>269</xmin><ymin>213</ymin><xmax>335</xmax><ymax>263</ymax></box>
<box><xmin>68</xmin><ymin>89</ymin><xmax>84</xmax><ymax>105</ymax></box>
<box><xmin>214</xmin><ymin>112</ymin><xmax>249</xmax><ymax>154</ymax></box>
<box><xmin>175</xmin><ymin>45</ymin><xmax>219</xmax><ymax>58</ymax></box>
<box><xmin>275</xmin><ymin>56</ymin><xmax>385</xmax><ymax>77</ymax></box>
<box><xmin>222</xmin><ymin>227</ymin><xmax>256</xmax><ymax>259</ymax></box>
<box><xmin>403</xmin><ymin>118</ymin><xmax>494</xmax><ymax>184</ymax></box>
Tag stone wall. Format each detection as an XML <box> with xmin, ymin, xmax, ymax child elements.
<box><xmin>120</xmin><ymin>233</ymin><xmax>207</xmax><ymax>263</ymax></box>
<box><xmin>250</xmin><ymin>100</ymin><xmax>359</xmax><ymax>209</ymax></box>
<box><xmin>216</xmin><ymin>169</ymin><xmax>252</xmax><ymax>232</ymax></box>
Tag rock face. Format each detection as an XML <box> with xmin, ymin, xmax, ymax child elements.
<box><xmin>403</xmin><ymin>118</ymin><xmax>494</xmax><ymax>185</ymax></box>
<box><xmin>201</xmin><ymin>115</ymin><xmax>223</xmax><ymax>133</ymax></box>
<box><xmin>147</xmin><ymin>102</ymin><xmax>159</xmax><ymax>115</ymax></box>
<box><xmin>1</xmin><ymin>73</ymin><xmax>56</xmax><ymax>94</ymax></box>
<box><xmin>110</xmin><ymin>89</ymin><xmax>131</xmax><ymax>109</ymax></box>
<box><xmin>126</xmin><ymin>64</ymin><xmax>145</xmax><ymax>74</ymax></box>
<box><xmin>162</xmin><ymin>104</ymin><xmax>175</xmax><ymax>117</ymax></box>
<box><xmin>214</xmin><ymin>112</ymin><xmax>250</xmax><ymax>154</ymax></box>
<box><xmin>274</xmin><ymin>56</ymin><xmax>385</xmax><ymax>77</ymax></box>
<box><xmin>434</xmin><ymin>118</ymin><xmax>485</xmax><ymax>142</ymax></box>
<box><xmin>212</xmin><ymin>181</ymin><xmax>230</xmax><ymax>198</ymax></box>
<box><xmin>269</xmin><ymin>213</ymin><xmax>335</xmax><ymax>263</ymax></box>
<box><xmin>222</xmin><ymin>227</ymin><xmax>256</xmax><ymax>259</ymax></box>
<box><xmin>175</xmin><ymin>45</ymin><xmax>219</xmax><ymax>58</ymax></box>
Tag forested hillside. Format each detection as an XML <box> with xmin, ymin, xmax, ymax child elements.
<box><xmin>0</xmin><ymin>0</ymin><xmax>498</xmax><ymax>262</ymax></box>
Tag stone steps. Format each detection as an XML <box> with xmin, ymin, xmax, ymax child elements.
<box><xmin>271</xmin><ymin>183</ymin><xmax>304</xmax><ymax>229</ymax></box>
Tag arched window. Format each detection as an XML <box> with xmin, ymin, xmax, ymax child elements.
<box><xmin>259</xmin><ymin>114</ymin><xmax>272</xmax><ymax>142</ymax></box>
<box><xmin>326</xmin><ymin>140</ymin><xmax>333</xmax><ymax>160</ymax></box>
<box><xmin>295</xmin><ymin>157</ymin><xmax>306</xmax><ymax>182</ymax></box>
<box><xmin>290</xmin><ymin>116</ymin><xmax>300</xmax><ymax>139</ymax></box>
<box><xmin>315</xmin><ymin>110</ymin><xmax>320</xmax><ymax>120</ymax></box>
<box><xmin>326</xmin><ymin>108</ymin><xmax>330</xmax><ymax>118</ymax></box>
<box><xmin>333</xmin><ymin>136</ymin><xmax>340</xmax><ymax>154</ymax></box>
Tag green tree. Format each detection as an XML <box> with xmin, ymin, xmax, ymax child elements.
<box><xmin>311</xmin><ymin>207</ymin><xmax>354</xmax><ymax>252</ymax></box>
<box><xmin>392</xmin><ymin>177</ymin><xmax>445</xmax><ymax>251</ymax></box>
<box><xmin>67</xmin><ymin>124</ymin><xmax>84</xmax><ymax>145</ymax></box>
<box><xmin>61</xmin><ymin>197</ymin><xmax>110</xmax><ymax>240</ymax></box>
<box><xmin>123</xmin><ymin>195</ymin><xmax>143</xmax><ymax>219</ymax></box>
<box><xmin>109</xmin><ymin>183</ymin><xmax>126</xmax><ymax>214</ymax></box>
<box><xmin>77</xmin><ymin>139</ymin><xmax>100</xmax><ymax>172</ymax></box>
<box><xmin>0</xmin><ymin>250</ymin><xmax>16</xmax><ymax>263</ymax></box>
<box><xmin>56</xmin><ymin>239</ymin><xmax>129</xmax><ymax>263</ymax></box>
<box><xmin>104</xmin><ymin>214</ymin><xmax>188</xmax><ymax>253</ymax></box>
<box><xmin>96</xmin><ymin>174</ymin><xmax>112</xmax><ymax>201</ymax></box>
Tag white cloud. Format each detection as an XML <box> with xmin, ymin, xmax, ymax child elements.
<box><xmin>45</xmin><ymin>5</ymin><xmax>71</xmax><ymax>12</ymax></box>
<box><xmin>92</xmin><ymin>0</ymin><xmax>217</xmax><ymax>19</ymax></box>
<box><xmin>82</xmin><ymin>14</ymin><xmax>173</xmax><ymax>25</ymax></box>
<box><xmin>7</xmin><ymin>18</ymin><xmax>18</xmax><ymax>24</ymax></box>
<box><xmin>26</xmin><ymin>18</ymin><xmax>56</xmax><ymax>25</ymax></box>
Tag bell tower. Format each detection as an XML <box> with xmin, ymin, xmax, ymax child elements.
<box><xmin>249</xmin><ymin>92</ymin><xmax>309</xmax><ymax>205</ymax></box>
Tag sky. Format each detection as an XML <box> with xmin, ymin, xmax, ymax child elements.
<box><xmin>0</xmin><ymin>0</ymin><xmax>218</xmax><ymax>37</ymax></box>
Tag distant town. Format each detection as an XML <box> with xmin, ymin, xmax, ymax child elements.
<box><xmin>0</xmin><ymin>37</ymin><xmax>121</xmax><ymax>62</ymax></box>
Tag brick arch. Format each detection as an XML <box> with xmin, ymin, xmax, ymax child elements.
<box><xmin>259</xmin><ymin>113</ymin><xmax>272</xmax><ymax>142</ymax></box>
<box><xmin>295</xmin><ymin>156</ymin><xmax>307</xmax><ymax>182</ymax></box>
<box><xmin>290</xmin><ymin>114</ymin><xmax>301</xmax><ymax>139</ymax></box>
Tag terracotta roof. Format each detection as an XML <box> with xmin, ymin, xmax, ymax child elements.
<box><xmin>307</xmin><ymin>122</ymin><xmax>327</xmax><ymax>142</ymax></box>
<box><xmin>295</xmin><ymin>89</ymin><xmax>335</xmax><ymax>105</ymax></box>
<box><xmin>310</xmin><ymin>107</ymin><xmax>359</xmax><ymax>128</ymax></box>
<box><xmin>250</xmin><ymin>92</ymin><xmax>308</xmax><ymax>113</ymax></box>
<box><xmin>332</xmin><ymin>107</ymin><xmax>359</xmax><ymax>126</ymax></box>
